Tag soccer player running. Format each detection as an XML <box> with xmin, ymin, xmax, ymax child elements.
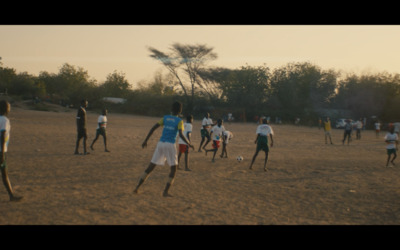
<box><xmin>133</xmin><ymin>101</ymin><xmax>194</xmax><ymax>197</ymax></box>
<box><xmin>0</xmin><ymin>100</ymin><xmax>23</xmax><ymax>202</ymax></box>
<box><xmin>249</xmin><ymin>118</ymin><xmax>274</xmax><ymax>172</ymax></box>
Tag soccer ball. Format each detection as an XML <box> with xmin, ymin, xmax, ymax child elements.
<box><xmin>237</xmin><ymin>156</ymin><xmax>243</xmax><ymax>162</ymax></box>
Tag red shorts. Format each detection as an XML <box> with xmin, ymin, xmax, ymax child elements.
<box><xmin>179</xmin><ymin>144</ymin><xmax>189</xmax><ymax>153</ymax></box>
<box><xmin>212</xmin><ymin>140</ymin><xmax>220</xmax><ymax>149</ymax></box>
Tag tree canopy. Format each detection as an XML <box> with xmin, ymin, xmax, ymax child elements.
<box><xmin>1</xmin><ymin>45</ymin><xmax>400</xmax><ymax>126</ymax></box>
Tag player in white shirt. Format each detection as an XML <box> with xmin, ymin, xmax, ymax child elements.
<box><xmin>198</xmin><ymin>113</ymin><xmax>216</xmax><ymax>152</ymax></box>
<box><xmin>90</xmin><ymin>109</ymin><xmax>110</xmax><ymax>152</ymax></box>
<box><xmin>249</xmin><ymin>118</ymin><xmax>274</xmax><ymax>172</ymax></box>
<box><xmin>220</xmin><ymin>130</ymin><xmax>233</xmax><ymax>158</ymax></box>
<box><xmin>205</xmin><ymin>119</ymin><xmax>225</xmax><ymax>162</ymax></box>
<box><xmin>0</xmin><ymin>100</ymin><xmax>22</xmax><ymax>202</ymax></box>
<box><xmin>385</xmin><ymin>125</ymin><xmax>398</xmax><ymax>167</ymax></box>
<box><xmin>375</xmin><ymin>121</ymin><xmax>381</xmax><ymax>138</ymax></box>
<box><xmin>178</xmin><ymin>115</ymin><xmax>193</xmax><ymax>171</ymax></box>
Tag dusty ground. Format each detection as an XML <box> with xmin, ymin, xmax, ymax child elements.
<box><xmin>1</xmin><ymin>104</ymin><xmax>400</xmax><ymax>225</ymax></box>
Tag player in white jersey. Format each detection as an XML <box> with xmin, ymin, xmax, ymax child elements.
<box><xmin>385</xmin><ymin>125</ymin><xmax>398</xmax><ymax>167</ymax></box>
<box><xmin>178</xmin><ymin>115</ymin><xmax>193</xmax><ymax>171</ymax></box>
<box><xmin>220</xmin><ymin>130</ymin><xmax>233</xmax><ymax>158</ymax></box>
<box><xmin>249</xmin><ymin>118</ymin><xmax>274</xmax><ymax>172</ymax></box>
<box><xmin>205</xmin><ymin>119</ymin><xmax>225</xmax><ymax>162</ymax></box>
<box><xmin>0</xmin><ymin>100</ymin><xmax>23</xmax><ymax>201</ymax></box>
<box><xmin>198</xmin><ymin>113</ymin><xmax>216</xmax><ymax>152</ymax></box>
<box><xmin>90</xmin><ymin>109</ymin><xmax>110</xmax><ymax>152</ymax></box>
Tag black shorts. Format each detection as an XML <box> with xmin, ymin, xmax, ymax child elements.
<box><xmin>77</xmin><ymin>128</ymin><xmax>87</xmax><ymax>139</ymax></box>
<box><xmin>96</xmin><ymin>127</ymin><xmax>106</xmax><ymax>137</ymax></box>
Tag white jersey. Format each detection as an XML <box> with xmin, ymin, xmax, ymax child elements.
<box><xmin>256</xmin><ymin>124</ymin><xmax>274</xmax><ymax>136</ymax></box>
<box><xmin>385</xmin><ymin>132</ymin><xmax>398</xmax><ymax>149</ymax></box>
<box><xmin>210</xmin><ymin>125</ymin><xmax>225</xmax><ymax>141</ymax></box>
<box><xmin>178</xmin><ymin>123</ymin><xmax>192</xmax><ymax>145</ymax></box>
<box><xmin>223</xmin><ymin>131</ymin><xmax>233</xmax><ymax>144</ymax></box>
<box><xmin>201</xmin><ymin>117</ymin><xmax>213</xmax><ymax>130</ymax></box>
<box><xmin>97</xmin><ymin>115</ymin><xmax>107</xmax><ymax>129</ymax></box>
<box><xmin>0</xmin><ymin>116</ymin><xmax>10</xmax><ymax>152</ymax></box>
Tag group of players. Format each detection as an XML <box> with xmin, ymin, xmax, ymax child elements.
<box><xmin>130</xmin><ymin>101</ymin><xmax>274</xmax><ymax>197</ymax></box>
<box><xmin>0</xmin><ymin>99</ymin><xmax>275</xmax><ymax>201</ymax></box>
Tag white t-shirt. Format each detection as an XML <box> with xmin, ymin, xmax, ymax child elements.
<box><xmin>256</xmin><ymin>124</ymin><xmax>274</xmax><ymax>136</ymax></box>
<box><xmin>223</xmin><ymin>131</ymin><xmax>233</xmax><ymax>144</ymax></box>
<box><xmin>178</xmin><ymin>123</ymin><xmax>192</xmax><ymax>145</ymax></box>
<box><xmin>210</xmin><ymin>125</ymin><xmax>225</xmax><ymax>141</ymax></box>
<box><xmin>0</xmin><ymin>116</ymin><xmax>10</xmax><ymax>152</ymax></box>
<box><xmin>385</xmin><ymin>132</ymin><xmax>398</xmax><ymax>149</ymax></box>
<box><xmin>201</xmin><ymin>117</ymin><xmax>213</xmax><ymax>130</ymax></box>
<box><xmin>97</xmin><ymin>115</ymin><xmax>107</xmax><ymax>129</ymax></box>
<box><xmin>356</xmin><ymin>121</ymin><xmax>363</xmax><ymax>129</ymax></box>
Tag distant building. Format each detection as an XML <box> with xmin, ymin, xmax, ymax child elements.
<box><xmin>102</xmin><ymin>97</ymin><xmax>127</xmax><ymax>104</ymax></box>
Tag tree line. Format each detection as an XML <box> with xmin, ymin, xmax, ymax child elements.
<box><xmin>1</xmin><ymin>43</ymin><xmax>400</xmax><ymax>127</ymax></box>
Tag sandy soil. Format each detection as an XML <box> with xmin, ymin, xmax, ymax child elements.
<box><xmin>1</xmin><ymin>105</ymin><xmax>400</xmax><ymax>225</ymax></box>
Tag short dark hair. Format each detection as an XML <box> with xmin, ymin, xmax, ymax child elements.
<box><xmin>0</xmin><ymin>100</ymin><xmax>9</xmax><ymax>115</ymax></box>
<box><xmin>172</xmin><ymin>101</ymin><xmax>182</xmax><ymax>114</ymax></box>
<box><xmin>187</xmin><ymin>114</ymin><xmax>193</xmax><ymax>122</ymax></box>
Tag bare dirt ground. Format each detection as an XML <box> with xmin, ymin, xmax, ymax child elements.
<box><xmin>1</xmin><ymin>105</ymin><xmax>400</xmax><ymax>225</ymax></box>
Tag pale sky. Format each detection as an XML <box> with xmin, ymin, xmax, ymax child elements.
<box><xmin>1</xmin><ymin>25</ymin><xmax>400</xmax><ymax>87</ymax></box>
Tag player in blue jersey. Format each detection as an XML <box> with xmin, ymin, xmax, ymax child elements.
<box><xmin>133</xmin><ymin>101</ymin><xmax>194</xmax><ymax>197</ymax></box>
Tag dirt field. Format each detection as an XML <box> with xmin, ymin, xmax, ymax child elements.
<box><xmin>1</xmin><ymin>105</ymin><xmax>400</xmax><ymax>225</ymax></box>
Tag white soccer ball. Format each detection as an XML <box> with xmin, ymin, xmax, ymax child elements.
<box><xmin>237</xmin><ymin>156</ymin><xmax>243</xmax><ymax>162</ymax></box>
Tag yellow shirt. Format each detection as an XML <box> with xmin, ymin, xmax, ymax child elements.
<box><xmin>324</xmin><ymin>121</ymin><xmax>331</xmax><ymax>131</ymax></box>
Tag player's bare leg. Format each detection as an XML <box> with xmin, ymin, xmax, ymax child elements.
<box><xmin>133</xmin><ymin>163</ymin><xmax>156</xmax><ymax>194</ymax></box>
<box><xmin>249</xmin><ymin>150</ymin><xmax>260</xmax><ymax>170</ymax></box>
<box><xmin>392</xmin><ymin>153</ymin><xmax>397</xmax><ymax>166</ymax></box>
<box><xmin>184</xmin><ymin>152</ymin><xmax>191</xmax><ymax>171</ymax></box>
<box><xmin>1</xmin><ymin>168</ymin><xmax>22</xmax><ymax>202</ymax></box>
<box><xmin>263</xmin><ymin>151</ymin><xmax>269</xmax><ymax>172</ymax></box>
<box><xmin>90</xmin><ymin>134</ymin><xmax>99</xmax><ymax>151</ymax></box>
<box><xmin>163</xmin><ymin>165</ymin><xmax>177</xmax><ymax>197</ymax></box>
<box><xmin>103</xmin><ymin>134</ymin><xmax>110</xmax><ymax>152</ymax></box>
<box><xmin>198</xmin><ymin>137</ymin><xmax>206</xmax><ymax>152</ymax></box>
<box><xmin>177</xmin><ymin>151</ymin><xmax>183</xmax><ymax>170</ymax></box>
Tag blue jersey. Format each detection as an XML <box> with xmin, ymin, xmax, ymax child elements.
<box><xmin>157</xmin><ymin>115</ymin><xmax>184</xmax><ymax>144</ymax></box>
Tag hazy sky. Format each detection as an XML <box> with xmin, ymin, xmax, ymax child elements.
<box><xmin>1</xmin><ymin>25</ymin><xmax>400</xmax><ymax>87</ymax></box>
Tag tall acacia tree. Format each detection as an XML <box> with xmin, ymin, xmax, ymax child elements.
<box><xmin>148</xmin><ymin>43</ymin><xmax>217</xmax><ymax>111</ymax></box>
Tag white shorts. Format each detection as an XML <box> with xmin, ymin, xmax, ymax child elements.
<box><xmin>151</xmin><ymin>141</ymin><xmax>178</xmax><ymax>166</ymax></box>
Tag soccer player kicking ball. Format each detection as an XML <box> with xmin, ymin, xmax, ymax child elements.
<box><xmin>249</xmin><ymin>118</ymin><xmax>274</xmax><ymax>172</ymax></box>
<box><xmin>133</xmin><ymin>101</ymin><xmax>194</xmax><ymax>197</ymax></box>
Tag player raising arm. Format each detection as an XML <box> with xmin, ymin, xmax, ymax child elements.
<box><xmin>134</xmin><ymin>101</ymin><xmax>194</xmax><ymax>197</ymax></box>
